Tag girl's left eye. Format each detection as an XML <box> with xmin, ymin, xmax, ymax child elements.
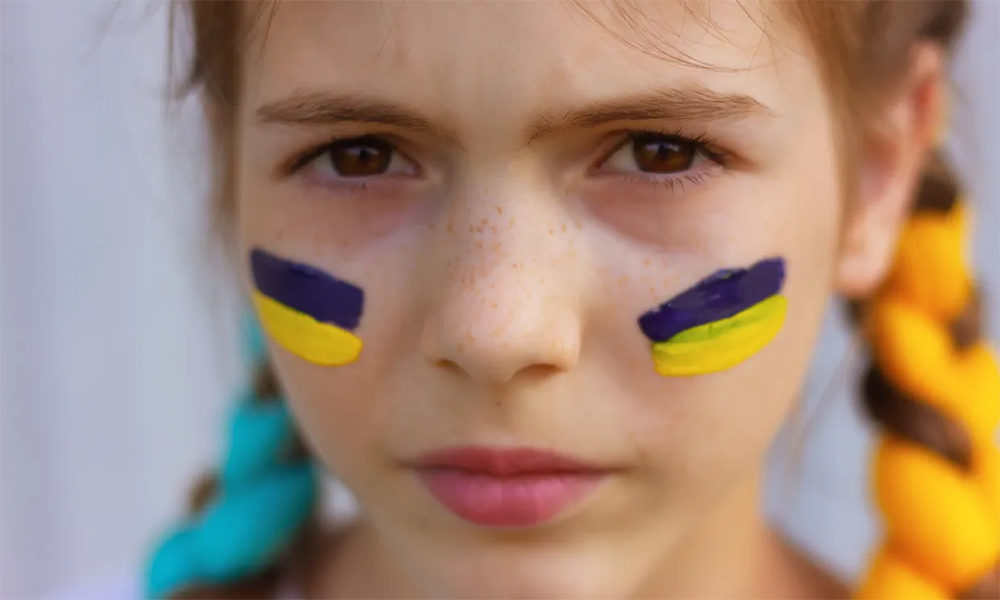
<box><xmin>601</xmin><ymin>133</ymin><xmax>708</xmax><ymax>175</ymax></box>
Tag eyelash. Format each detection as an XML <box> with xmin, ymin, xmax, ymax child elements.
<box><xmin>281</xmin><ymin>135</ymin><xmax>415</xmax><ymax>193</ymax></box>
<box><xmin>605</xmin><ymin>128</ymin><xmax>730</xmax><ymax>191</ymax></box>
<box><xmin>282</xmin><ymin>136</ymin><xmax>400</xmax><ymax>175</ymax></box>
<box><xmin>282</xmin><ymin>129</ymin><xmax>730</xmax><ymax>191</ymax></box>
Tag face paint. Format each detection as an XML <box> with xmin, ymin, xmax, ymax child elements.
<box><xmin>250</xmin><ymin>248</ymin><xmax>364</xmax><ymax>366</ymax></box>
<box><xmin>638</xmin><ymin>257</ymin><xmax>787</xmax><ymax>376</ymax></box>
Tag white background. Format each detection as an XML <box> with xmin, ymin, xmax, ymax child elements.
<box><xmin>1</xmin><ymin>2</ymin><xmax>997</xmax><ymax>597</ymax></box>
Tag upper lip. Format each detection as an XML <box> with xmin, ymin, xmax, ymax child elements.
<box><xmin>414</xmin><ymin>446</ymin><xmax>609</xmax><ymax>476</ymax></box>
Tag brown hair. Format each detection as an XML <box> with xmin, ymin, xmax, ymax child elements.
<box><xmin>164</xmin><ymin>1</ymin><xmax>996</xmax><ymax>598</ymax></box>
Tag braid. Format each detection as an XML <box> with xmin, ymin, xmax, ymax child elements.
<box><xmin>144</xmin><ymin>317</ymin><xmax>320</xmax><ymax>599</ymax></box>
<box><xmin>853</xmin><ymin>150</ymin><xmax>1000</xmax><ymax>599</ymax></box>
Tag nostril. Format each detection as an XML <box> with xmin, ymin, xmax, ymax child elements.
<box><xmin>518</xmin><ymin>362</ymin><xmax>564</xmax><ymax>381</ymax></box>
<box><xmin>433</xmin><ymin>358</ymin><xmax>463</xmax><ymax>375</ymax></box>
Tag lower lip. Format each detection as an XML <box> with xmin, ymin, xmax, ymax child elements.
<box><xmin>416</xmin><ymin>469</ymin><xmax>604</xmax><ymax>527</ymax></box>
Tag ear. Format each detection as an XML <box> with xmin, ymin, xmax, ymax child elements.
<box><xmin>835</xmin><ymin>43</ymin><xmax>947</xmax><ymax>299</ymax></box>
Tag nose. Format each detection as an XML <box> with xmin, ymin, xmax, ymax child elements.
<box><xmin>419</xmin><ymin>187</ymin><xmax>583</xmax><ymax>385</ymax></box>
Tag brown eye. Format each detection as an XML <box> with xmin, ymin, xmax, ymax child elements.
<box><xmin>327</xmin><ymin>136</ymin><xmax>395</xmax><ymax>177</ymax></box>
<box><xmin>630</xmin><ymin>135</ymin><xmax>698</xmax><ymax>174</ymax></box>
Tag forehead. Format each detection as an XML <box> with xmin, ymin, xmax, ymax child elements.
<box><xmin>241</xmin><ymin>1</ymin><xmax>811</xmax><ymax>132</ymax></box>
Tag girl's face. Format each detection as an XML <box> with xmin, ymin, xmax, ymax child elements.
<box><xmin>237</xmin><ymin>2</ymin><xmax>850</xmax><ymax>597</ymax></box>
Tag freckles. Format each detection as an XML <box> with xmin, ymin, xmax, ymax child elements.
<box><xmin>307</xmin><ymin>229</ymin><xmax>354</xmax><ymax>251</ymax></box>
<box><xmin>637</xmin><ymin>257</ymin><xmax>788</xmax><ymax>377</ymax></box>
<box><xmin>250</xmin><ymin>247</ymin><xmax>365</xmax><ymax>367</ymax></box>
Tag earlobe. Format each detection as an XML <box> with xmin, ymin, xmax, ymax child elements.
<box><xmin>836</xmin><ymin>204</ymin><xmax>905</xmax><ymax>299</ymax></box>
<box><xmin>835</xmin><ymin>43</ymin><xmax>946</xmax><ymax>300</ymax></box>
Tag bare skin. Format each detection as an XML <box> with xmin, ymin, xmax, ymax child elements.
<box><xmin>301</xmin><ymin>473</ymin><xmax>847</xmax><ymax>599</ymax></box>
<box><xmin>235</xmin><ymin>2</ymin><xmax>941</xmax><ymax>598</ymax></box>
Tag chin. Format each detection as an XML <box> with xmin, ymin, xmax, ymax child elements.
<box><xmin>407</xmin><ymin>535</ymin><xmax>643</xmax><ymax>600</ymax></box>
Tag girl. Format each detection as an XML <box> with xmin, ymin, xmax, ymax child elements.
<box><xmin>147</xmin><ymin>1</ymin><xmax>998</xmax><ymax>598</ymax></box>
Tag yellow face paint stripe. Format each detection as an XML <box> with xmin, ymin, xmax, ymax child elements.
<box><xmin>651</xmin><ymin>295</ymin><xmax>787</xmax><ymax>376</ymax></box>
<box><xmin>252</xmin><ymin>291</ymin><xmax>363</xmax><ymax>366</ymax></box>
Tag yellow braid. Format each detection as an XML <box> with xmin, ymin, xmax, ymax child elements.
<box><xmin>855</xmin><ymin>179</ymin><xmax>1000</xmax><ymax>598</ymax></box>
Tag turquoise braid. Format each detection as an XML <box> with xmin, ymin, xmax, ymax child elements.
<box><xmin>144</xmin><ymin>314</ymin><xmax>318</xmax><ymax>599</ymax></box>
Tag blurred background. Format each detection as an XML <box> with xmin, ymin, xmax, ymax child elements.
<box><xmin>1</xmin><ymin>1</ymin><xmax>997</xmax><ymax>598</ymax></box>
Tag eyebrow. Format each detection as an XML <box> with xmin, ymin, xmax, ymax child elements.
<box><xmin>255</xmin><ymin>85</ymin><xmax>772</xmax><ymax>146</ymax></box>
<box><xmin>256</xmin><ymin>91</ymin><xmax>461</xmax><ymax>144</ymax></box>
<box><xmin>526</xmin><ymin>85</ymin><xmax>773</xmax><ymax>141</ymax></box>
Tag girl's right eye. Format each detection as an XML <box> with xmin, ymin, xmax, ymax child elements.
<box><xmin>295</xmin><ymin>135</ymin><xmax>417</xmax><ymax>180</ymax></box>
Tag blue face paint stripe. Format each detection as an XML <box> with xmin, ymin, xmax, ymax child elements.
<box><xmin>638</xmin><ymin>257</ymin><xmax>786</xmax><ymax>342</ymax></box>
<box><xmin>250</xmin><ymin>248</ymin><xmax>364</xmax><ymax>331</ymax></box>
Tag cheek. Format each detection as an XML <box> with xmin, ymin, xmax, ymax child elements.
<box><xmin>616</xmin><ymin>290</ymin><xmax>829</xmax><ymax>512</ymax></box>
<box><xmin>622</xmin><ymin>318</ymin><xmax>823</xmax><ymax>506</ymax></box>
<box><xmin>601</xmin><ymin>161</ymin><xmax>842</xmax><ymax>495</ymax></box>
<box><xmin>640</xmin><ymin>259</ymin><xmax>788</xmax><ymax>378</ymax></box>
<box><xmin>268</xmin><ymin>273</ymin><xmax>415</xmax><ymax>481</ymax></box>
<box><xmin>272</xmin><ymin>355</ymin><xmax>375</xmax><ymax>476</ymax></box>
<box><xmin>237</xmin><ymin>181</ymin><xmax>426</xmax><ymax>482</ymax></box>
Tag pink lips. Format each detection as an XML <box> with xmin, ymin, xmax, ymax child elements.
<box><xmin>413</xmin><ymin>446</ymin><xmax>608</xmax><ymax>527</ymax></box>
